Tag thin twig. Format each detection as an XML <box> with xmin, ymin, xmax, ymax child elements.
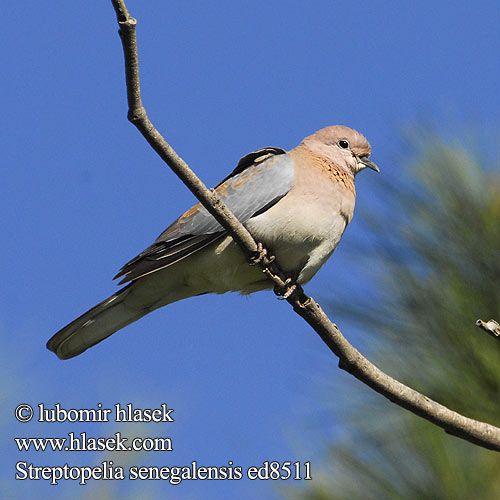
<box><xmin>111</xmin><ymin>1</ymin><xmax>298</xmax><ymax>299</ymax></box>
<box><xmin>476</xmin><ymin>319</ymin><xmax>500</xmax><ymax>341</ymax></box>
<box><xmin>110</xmin><ymin>0</ymin><xmax>500</xmax><ymax>452</ymax></box>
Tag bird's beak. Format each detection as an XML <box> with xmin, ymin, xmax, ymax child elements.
<box><xmin>359</xmin><ymin>156</ymin><xmax>380</xmax><ymax>173</ymax></box>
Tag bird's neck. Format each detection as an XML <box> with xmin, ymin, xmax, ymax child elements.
<box><xmin>293</xmin><ymin>145</ymin><xmax>356</xmax><ymax>195</ymax></box>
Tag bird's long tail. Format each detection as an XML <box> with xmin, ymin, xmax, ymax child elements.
<box><xmin>47</xmin><ymin>283</ymin><xmax>151</xmax><ymax>360</ymax></box>
<box><xmin>47</xmin><ymin>268</ymin><xmax>195</xmax><ymax>360</ymax></box>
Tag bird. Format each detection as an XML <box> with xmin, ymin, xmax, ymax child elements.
<box><xmin>47</xmin><ymin>125</ymin><xmax>379</xmax><ymax>359</ymax></box>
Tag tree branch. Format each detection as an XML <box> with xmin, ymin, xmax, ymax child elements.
<box><xmin>110</xmin><ymin>0</ymin><xmax>500</xmax><ymax>452</ymax></box>
<box><xmin>111</xmin><ymin>1</ymin><xmax>297</xmax><ymax>300</ymax></box>
<box><xmin>477</xmin><ymin>319</ymin><xmax>500</xmax><ymax>341</ymax></box>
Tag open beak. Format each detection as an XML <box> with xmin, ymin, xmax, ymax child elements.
<box><xmin>360</xmin><ymin>156</ymin><xmax>380</xmax><ymax>173</ymax></box>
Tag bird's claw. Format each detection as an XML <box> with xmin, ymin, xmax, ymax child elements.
<box><xmin>279</xmin><ymin>284</ymin><xmax>296</xmax><ymax>300</ymax></box>
<box><xmin>275</xmin><ymin>277</ymin><xmax>297</xmax><ymax>300</ymax></box>
<box><xmin>250</xmin><ymin>242</ymin><xmax>269</xmax><ymax>265</ymax></box>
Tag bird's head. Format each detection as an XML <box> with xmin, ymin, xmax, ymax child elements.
<box><xmin>301</xmin><ymin>125</ymin><xmax>379</xmax><ymax>176</ymax></box>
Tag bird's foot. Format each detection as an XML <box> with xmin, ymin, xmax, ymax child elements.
<box><xmin>275</xmin><ymin>277</ymin><xmax>297</xmax><ymax>300</ymax></box>
<box><xmin>250</xmin><ymin>242</ymin><xmax>274</xmax><ymax>266</ymax></box>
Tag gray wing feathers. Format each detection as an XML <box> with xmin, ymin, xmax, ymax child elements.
<box><xmin>216</xmin><ymin>147</ymin><xmax>287</xmax><ymax>185</ymax></box>
<box><xmin>115</xmin><ymin>151</ymin><xmax>295</xmax><ymax>283</ymax></box>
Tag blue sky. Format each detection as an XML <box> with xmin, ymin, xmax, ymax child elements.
<box><xmin>3</xmin><ymin>1</ymin><xmax>500</xmax><ymax>498</ymax></box>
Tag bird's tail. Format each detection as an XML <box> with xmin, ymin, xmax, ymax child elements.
<box><xmin>47</xmin><ymin>255</ymin><xmax>206</xmax><ymax>360</ymax></box>
<box><xmin>47</xmin><ymin>282</ymin><xmax>156</xmax><ymax>360</ymax></box>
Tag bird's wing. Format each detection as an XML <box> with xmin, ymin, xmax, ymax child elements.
<box><xmin>114</xmin><ymin>148</ymin><xmax>293</xmax><ymax>283</ymax></box>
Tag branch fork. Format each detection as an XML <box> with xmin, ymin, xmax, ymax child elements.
<box><xmin>477</xmin><ymin>319</ymin><xmax>500</xmax><ymax>340</ymax></box>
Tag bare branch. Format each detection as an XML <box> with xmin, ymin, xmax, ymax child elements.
<box><xmin>110</xmin><ymin>0</ymin><xmax>500</xmax><ymax>452</ymax></box>
<box><xmin>110</xmin><ymin>0</ymin><xmax>298</xmax><ymax>300</ymax></box>
<box><xmin>477</xmin><ymin>319</ymin><xmax>500</xmax><ymax>341</ymax></box>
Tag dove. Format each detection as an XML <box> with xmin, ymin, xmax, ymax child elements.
<box><xmin>47</xmin><ymin>125</ymin><xmax>378</xmax><ymax>359</ymax></box>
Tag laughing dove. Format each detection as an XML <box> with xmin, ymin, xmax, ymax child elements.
<box><xmin>47</xmin><ymin>125</ymin><xmax>379</xmax><ymax>359</ymax></box>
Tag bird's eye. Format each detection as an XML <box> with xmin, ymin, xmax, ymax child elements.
<box><xmin>338</xmin><ymin>139</ymin><xmax>350</xmax><ymax>150</ymax></box>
